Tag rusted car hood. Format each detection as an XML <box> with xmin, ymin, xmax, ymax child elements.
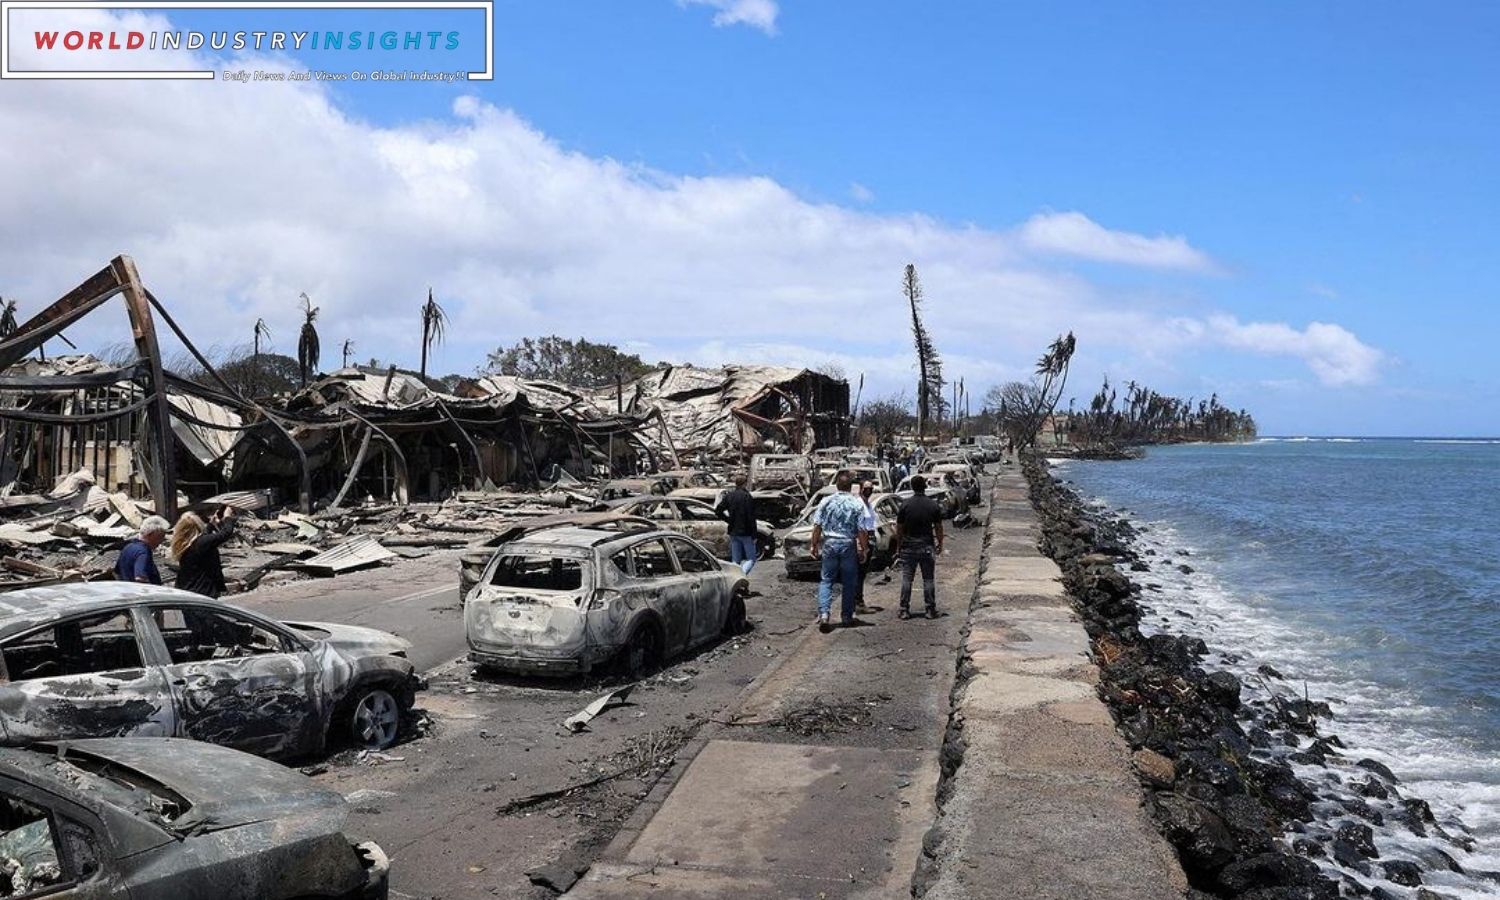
<box><xmin>284</xmin><ymin>621</ymin><xmax>412</xmax><ymax>659</ymax></box>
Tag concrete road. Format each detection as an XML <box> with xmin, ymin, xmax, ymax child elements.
<box><xmin>227</xmin><ymin>492</ymin><xmax>990</xmax><ymax>900</ymax></box>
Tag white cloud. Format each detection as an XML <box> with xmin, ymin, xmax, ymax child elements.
<box><xmin>678</xmin><ymin>0</ymin><xmax>778</xmax><ymax>35</ymax></box>
<box><xmin>0</xmin><ymin>9</ymin><xmax>1381</xmax><ymax>403</ymax></box>
<box><xmin>1205</xmin><ymin>316</ymin><xmax>1383</xmax><ymax>387</ymax></box>
<box><xmin>848</xmin><ymin>181</ymin><xmax>875</xmax><ymax>204</ymax></box>
<box><xmin>1017</xmin><ymin>210</ymin><xmax>1218</xmax><ymax>272</ymax></box>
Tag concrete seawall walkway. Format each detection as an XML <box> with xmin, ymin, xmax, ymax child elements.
<box><xmin>568</xmin><ymin>468</ymin><xmax>1185</xmax><ymax>898</ymax></box>
<box><xmin>920</xmin><ymin>467</ymin><xmax>1186</xmax><ymax>899</ymax></box>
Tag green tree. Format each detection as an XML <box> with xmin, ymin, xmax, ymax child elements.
<box><xmin>484</xmin><ymin>336</ymin><xmax>651</xmax><ymax>388</ymax></box>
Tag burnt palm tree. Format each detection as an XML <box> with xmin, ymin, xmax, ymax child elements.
<box><xmin>904</xmin><ymin>264</ymin><xmax>942</xmax><ymax>439</ymax></box>
<box><xmin>419</xmin><ymin>288</ymin><xmax>448</xmax><ymax>379</ymax></box>
<box><xmin>0</xmin><ymin>298</ymin><xmax>18</xmax><ymax>338</ymax></box>
<box><xmin>297</xmin><ymin>293</ymin><xmax>320</xmax><ymax>386</ymax></box>
<box><xmin>253</xmin><ymin>317</ymin><xmax>271</xmax><ymax>358</ymax></box>
<box><xmin>342</xmin><ymin>339</ymin><xmax>356</xmax><ymax>368</ymax></box>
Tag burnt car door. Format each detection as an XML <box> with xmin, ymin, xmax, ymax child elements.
<box><xmin>626</xmin><ymin>538</ymin><xmax>693</xmax><ymax>654</ymax></box>
<box><xmin>143</xmin><ymin>605</ymin><xmax>321</xmax><ymax>758</ymax></box>
<box><xmin>671</xmin><ymin>500</ymin><xmax>730</xmax><ymax>556</ymax></box>
<box><xmin>667</xmin><ymin>537</ymin><xmax>730</xmax><ymax>647</ymax></box>
<box><xmin>0</xmin><ymin>779</ymin><xmax>117</xmax><ymax>899</ymax></box>
<box><xmin>0</xmin><ymin>610</ymin><xmax>176</xmax><ymax>745</ymax></box>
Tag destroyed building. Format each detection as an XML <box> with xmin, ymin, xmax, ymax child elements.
<box><xmin>0</xmin><ymin>257</ymin><xmax>850</xmax><ymax>591</ymax></box>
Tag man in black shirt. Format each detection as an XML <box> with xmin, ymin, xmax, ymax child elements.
<box><xmin>895</xmin><ymin>475</ymin><xmax>944</xmax><ymax>619</ymax></box>
<box><xmin>716</xmin><ymin>473</ymin><xmax>760</xmax><ymax>574</ymax></box>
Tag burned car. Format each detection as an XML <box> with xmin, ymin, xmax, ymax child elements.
<box><xmin>0</xmin><ymin>737</ymin><xmax>387</xmax><ymax>898</ymax></box>
<box><xmin>593</xmin><ymin>496</ymin><xmax>776</xmax><ymax>559</ymax></box>
<box><xmin>593</xmin><ymin>476</ymin><xmax>676</xmax><ymax>503</ymax></box>
<box><xmin>782</xmin><ymin>492</ymin><xmax>903</xmax><ymax>580</ymax></box>
<box><xmin>458</xmin><ymin>511</ymin><xmax>655</xmax><ymax>600</ymax></box>
<box><xmin>0</xmin><ymin>584</ymin><xmax>422</xmax><ymax>757</ymax></box>
<box><xmin>895</xmin><ymin>475</ymin><xmax>969</xmax><ymax>519</ymax></box>
<box><xmin>465</xmin><ymin>526</ymin><xmax>749</xmax><ymax>677</ymax></box>
<box><xmin>926</xmin><ymin>462</ymin><xmax>982</xmax><ymax>505</ymax></box>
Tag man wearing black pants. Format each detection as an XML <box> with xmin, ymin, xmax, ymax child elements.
<box><xmin>895</xmin><ymin>475</ymin><xmax>944</xmax><ymax>620</ymax></box>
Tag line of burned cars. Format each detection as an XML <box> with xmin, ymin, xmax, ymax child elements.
<box><xmin>0</xmin><ymin>583</ymin><xmax>418</xmax><ymax>898</ymax></box>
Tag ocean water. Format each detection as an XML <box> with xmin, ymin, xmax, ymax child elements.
<box><xmin>1053</xmin><ymin>438</ymin><xmax>1500</xmax><ymax>897</ymax></box>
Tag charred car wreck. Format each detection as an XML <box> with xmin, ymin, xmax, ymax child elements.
<box><xmin>465</xmin><ymin>525</ymin><xmax>749</xmax><ymax>677</ymax></box>
<box><xmin>0</xmin><ymin>584</ymin><xmax>422</xmax><ymax>757</ymax></box>
<box><xmin>0</xmin><ymin>737</ymin><xmax>387</xmax><ymax>898</ymax></box>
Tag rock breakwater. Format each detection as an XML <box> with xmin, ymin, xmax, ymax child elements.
<box><xmin>1024</xmin><ymin>454</ymin><xmax>1487</xmax><ymax>900</ymax></box>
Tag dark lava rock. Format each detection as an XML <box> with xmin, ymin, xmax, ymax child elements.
<box><xmin>1341</xmin><ymin>798</ymin><xmax>1385</xmax><ymax>825</ymax></box>
<box><xmin>1238</xmin><ymin>888</ymin><xmax>1341</xmax><ymax>900</ymax></box>
<box><xmin>1335</xmin><ymin>822</ymin><xmax>1378</xmax><ymax>858</ymax></box>
<box><xmin>1216</xmin><ymin>852</ymin><xmax>1336</xmax><ymax>898</ymax></box>
<box><xmin>1292</xmin><ymin>837</ymin><xmax>1325</xmax><ymax>858</ymax></box>
<box><xmin>1179</xmin><ymin>564</ymin><xmax>1195</xmax><ymax>574</ymax></box>
<box><xmin>1381</xmin><ymin>860</ymin><xmax>1423</xmax><ymax>887</ymax></box>
<box><xmin>1399</xmin><ymin>797</ymin><xmax>1435</xmax><ymax>837</ymax></box>
<box><xmin>1331</xmin><ymin>840</ymin><xmax>1372</xmax><ymax>872</ymax></box>
<box><xmin>1130</xmin><ymin>560</ymin><xmax>1150</xmax><ymax>571</ymax></box>
<box><xmin>1205</xmin><ymin>671</ymin><xmax>1243</xmax><ymax>710</ymax></box>
<box><xmin>1154</xmin><ymin>794</ymin><xmax>1237</xmax><ymax>875</ymax></box>
<box><xmin>1351</xmin><ymin>778</ymin><xmax>1390</xmax><ymax>800</ymax></box>
<box><xmin>1257</xmin><ymin>663</ymin><xmax>1285</xmax><ymax>680</ymax></box>
<box><xmin>1356</xmin><ymin>759</ymin><xmax>1399</xmax><ymax>783</ymax></box>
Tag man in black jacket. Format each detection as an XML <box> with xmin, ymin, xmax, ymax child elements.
<box><xmin>895</xmin><ymin>475</ymin><xmax>944</xmax><ymax>619</ymax></box>
<box><xmin>715</xmin><ymin>474</ymin><xmax>759</xmax><ymax>575</ymax></box>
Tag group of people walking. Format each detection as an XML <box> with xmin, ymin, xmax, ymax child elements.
<box><xmin>716</xmin><ymin>468</ymin><xmax>945</xmax><ymax>633</ymax></box>
<box><xmin>113</xmin><ymin>505</ymin><xmax>240</xmax><ymax>597</ymax></box>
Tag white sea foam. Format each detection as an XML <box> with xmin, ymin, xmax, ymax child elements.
<box><xmin>1119</xmin><ymin>517</ymin><xmax>1500</xmax><ymax>897</ymax></box>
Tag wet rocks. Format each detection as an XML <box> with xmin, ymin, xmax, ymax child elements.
<box><xmin>1024</xmin><ymin>454</ymin><xmax>1344</xmax><ymax>899</ymax></box>
<box><xmin>1380</xmin><ymin>859</ymin><xmax>1423</xmax><ymax>887</ymax></box>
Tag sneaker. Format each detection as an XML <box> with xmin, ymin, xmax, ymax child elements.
<box><xmin>897</xmin><ymin>608</ymin><xmax>911</xmax><ymax>620</ymax></box>
<box><xmin>818</xmin><ymin>614</ymin><xmax>832</xmax><ymax>634</ymax></box>
<box><xmin>925</xmin><ymin>607</ymin><xmax>940</xmax><ymax>620</ymax></box>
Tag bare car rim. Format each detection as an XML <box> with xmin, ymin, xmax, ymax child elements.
<box><xmin>352</xmin><ymin>688</ymin><xmax>401</xmax><ymax>750</ymax></box>
<box><xmin>623</xmin><ymin>626</ymin><xmax>662</xmax><ymax>677</ymax></box>
<box><xmin>723</xmin><ymin>593</ymin><xmax>748</xmax><ymax>635</ymax></box>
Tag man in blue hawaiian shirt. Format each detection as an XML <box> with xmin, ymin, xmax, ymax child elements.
<box><xmin>809</xmin><ymin>470</ymin><xmax>870</xmax><ymax>632</ymax></box>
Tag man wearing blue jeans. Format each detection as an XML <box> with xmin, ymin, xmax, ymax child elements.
<box><xmin>809</xmin><ymin>471</ymin><xmax>870</xmax><ymax>633</ymax></box>
<box><xmin>716</xmin><ymin>473</ymin><xmax>759</xmax><ymax>575</ymax></box>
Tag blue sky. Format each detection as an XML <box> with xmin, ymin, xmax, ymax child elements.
<box><xmin>2</xmin><ymin>1</ymin><xmax>1496</xmax><ymax>435</ymax></box>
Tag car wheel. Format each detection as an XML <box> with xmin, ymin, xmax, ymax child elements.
<box><xmin>756</xmin><ymin>534</ymin><xmax>775</xmax><ymax>560</ymax></box>
<box><xmin>723</xmin><ymin>588</ymin><xmax>749</xmax><ymax>636</ymax></box>
<box><xmin>618</xmin><ymin>624</ymin><xmax>664</xmax><ymax>678</ymax></box>
<box><xmin>348</xmin><ymin>687</ymin><xmax>402</xmax><ymax>751</ymax></box>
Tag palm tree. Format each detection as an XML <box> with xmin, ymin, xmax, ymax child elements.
<box><xmin>419</xmin><ymin>288</ymin><xmax>448</xmax><ymax>379</ymax></box>
<box><xmin>342</xmin><ymin>339</ymin><xmax>355</xmax><ymax>368</ymax></box>
<box><xmin>297</xmin><ymin>293</ymin><xmax>320</xmax><ymax>386</ymax></box>
<box><xmin>253</xmin><ymin>317</ymin><xmax>271</xmax><ymax>358</ymax></box>
<box><xmin>0</xmin><ymin>298</ymin><xmax>18</xmax><ymax>338</ymax></box>
<box><xmin>904</xmin><ymin>264</ymin><xmax>942</xmax><ymax>439</ymax></box>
